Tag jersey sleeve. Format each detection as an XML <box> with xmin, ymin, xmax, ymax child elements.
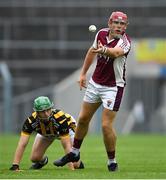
<box><xmin>65</xmin><ymin>113</ymin><xmax>77</xmax><ymax>132</ymax></box>
<box><xmin>58</xmin><ymin>120</ymin><xmax>69</xmax><ymax>137</ymax></box>
<box><xmin>21</xmin><ymin>118</ymin><xmax>33</xmax><ymax>135</ymax></box>
<box><xmin>92</xmin><ymin>31</ymin><xmax>99</xmax><ymax>49</ymax></box>
<box><xmin>52</xmin><ymin>109</ymin><xmax>76</xmax><ymax>138</ymax></box>
<box><xmin>116</xmin><ymin>35</ymin><xmax>131</xmax><ymax>54</ymax></box>
<box><xmin>56</xmin><ymin>112</ymin><xmax>70</xmax><ymax>136</ymax></box>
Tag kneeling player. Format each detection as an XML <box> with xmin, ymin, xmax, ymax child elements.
<box><xmin>9</xmin><ymin>96</ymin><xmax>84</xmax><ymax>171</ymax></box>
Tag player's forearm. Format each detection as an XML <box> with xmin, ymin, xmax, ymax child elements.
<box><xmin>92</xmin><ymin>43</ymin><xmax>124</xmax><ymax>59</ymax></box>
<box><xmin>81</xmin><ymin>48</ymin><xmax>96</xmax><ymax>75</ymax></box>
<box><xmin>105</xmin><ymin>46</ymin><xmax>124</xmax><ymax>58</ymax></box>
<box><xmin>61</xmin><ymin>137</ymin><xmax>75</xmax><ymax>170</ymax></box>
<box><xmin>12</xmin><ymin>134</ymin><xmax>30</xmax><ymax>165</ymax></box>
<box><xmin>13</xmin><ymin>145</ymin><xmax>26</xmax><ymax>165</ymax></box>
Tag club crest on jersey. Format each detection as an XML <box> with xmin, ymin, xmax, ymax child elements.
<box><xmin>107</xmin><ymin>100</ymin><xmax>112</xmax><ymax>107</ymax></box>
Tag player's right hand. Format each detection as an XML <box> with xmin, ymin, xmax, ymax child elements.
<box><xmin>9</xmin><ymin>164</ymin><xmax>20</xmax><ymax>171</ymax></box>
<box><xmin>78</xmin><ymin>75</ymin><xmax>87</xmax><ymax>90</ymax></box>
<box><xmin>78</xmin><ymin>80</ymin><xmax>86</xmax><ymax>90</ymax></box>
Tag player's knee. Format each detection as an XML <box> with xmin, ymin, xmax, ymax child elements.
<box><xmin>78</xmin><ymin>116</ymin><xmax>90</xmax><ymax>127</ymax></box>
<box><xmin>102</xmin><ymin>121</ymin><xmax>113</xmax><ymax>133</ymax></box>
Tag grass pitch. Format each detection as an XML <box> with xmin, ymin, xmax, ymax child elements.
<box><xmin>0</xmin><ymin>134</ymin><xmax>166</xmax><ymax>179</ymax></box>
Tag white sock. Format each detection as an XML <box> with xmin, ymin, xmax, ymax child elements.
<box><xmin>108</xmin><ymin>158</ymin><xmax>116</xmax><ymax>165</ymax></box>
<box><xmin>71</xmin><ymin>147</ymin><xmax>80</xmax><ymax>156</ymax></box>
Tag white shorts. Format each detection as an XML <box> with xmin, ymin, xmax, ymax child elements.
<box><xmin>83</xmin><ymin>78</ymin><xmax>124</xmax><ymax>111</ymax></box>
<box><xmin>35</xmin><ymin>128</ymin><xmax>75</xmax><ymax>142</ymax></box>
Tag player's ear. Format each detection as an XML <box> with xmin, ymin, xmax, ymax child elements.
<box><xmin>124</xmin><ymin>22</ymin><xmax>129</xmax><ymax>30</ymax></box>
<box><xmin>108</xmin><ymin>21</ymin><xmax>111</xmax><ymax>28</ymax></box>
<box><xmin>124</xmin><ymin>24</ymin><xmax>128</xmax><ymax>30</ymax></box>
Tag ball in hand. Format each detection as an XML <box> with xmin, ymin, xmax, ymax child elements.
<box><xmin>88</xmin><ymin>25</ymin><xmax>97</xmax><ymax>32</ymax></box>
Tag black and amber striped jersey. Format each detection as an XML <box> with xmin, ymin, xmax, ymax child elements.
<box><xmin>21</xmin><ymin>109</ymin><xmax>76</xmax><ymax>138</ymax></box>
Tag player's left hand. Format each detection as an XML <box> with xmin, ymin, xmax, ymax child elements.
<box><xmin>92</xmin><ymin>40</ymin><xmax>107</xmax><ymax>54</ymax></box>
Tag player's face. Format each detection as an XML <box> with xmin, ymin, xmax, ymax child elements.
<box><xmin>37</xmin><ymin>108</ymin><xmax>52</xmax><ymax>121</ymax></box>
<box><xmin>109</xmin><ymin>20</ymin><xmax>127</xmax><ymax>38</ymax></box>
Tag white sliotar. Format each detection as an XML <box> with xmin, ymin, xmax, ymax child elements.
<box><xmin>88</xmin><ymin>25</ymin><xmax>97</xmax><ymax>32</ymax></box>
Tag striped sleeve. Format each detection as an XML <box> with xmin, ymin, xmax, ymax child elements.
<box><xmin>117</xmin><ymin>34</ymin><xmax>131</xmax><ymax>54</ymax></box>
<box><xmin>92</xmin><ymin>31</ymin><xmax>100</xmax><ymax>49</ymax></box>
<box><xmin>22</xmin><ymin>118</ymin><xmax>33</xmax><ymax>134</ymax></box>
<box><xmin>21</xmin><ymin>131</ymin><xmax>31</xmax><ymax>136</ymax></box>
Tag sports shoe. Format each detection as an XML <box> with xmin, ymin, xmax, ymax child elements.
<box><xmin>77</xmin><ymin>161</ymin><xmax>84</xmax><ymax>169</ymax></box>
<box><xmin>53</xmin><ymin>152</ymin><xmax>80</xmax><ymax>167</ymax></box>
<box><xmin>107</xmin><ymin>162</ymin><xmax>118</xmax><ymax>172</ymax></box>
<box><xmin>29</xmin><ymin>156</ymin><xmax>48</xmax><ymax>169</ymax></box>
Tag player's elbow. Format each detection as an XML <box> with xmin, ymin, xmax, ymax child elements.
<box><xmin>108</xmin><ymin>51</ymin><xmax>120</xmax><ymax>59</ymax></box>
<box><xmin>113</xmin><ymin>51</ymin><xmax>122</xmax><ymax>58</ymax></box>
<box><xmin>107</xmin><ymin>48</ymin><xmax>121</xmax><ymax>58</ymax></box>
<box><xmin>108</xmin><ymin>47</ymin><xmax>124</xmax><ymax>58</ymax></box>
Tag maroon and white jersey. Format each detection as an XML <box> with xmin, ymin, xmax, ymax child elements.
<box><xmin>92</xmin><ymin>28</ymin><xmax>131</xmax><ymax>87</ymax></box>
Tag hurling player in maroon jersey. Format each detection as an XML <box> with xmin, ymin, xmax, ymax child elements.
<box><xmin>54</xmin><ymin>11</ymin><xmax>131</xmax><ymax>172</ymax></box>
